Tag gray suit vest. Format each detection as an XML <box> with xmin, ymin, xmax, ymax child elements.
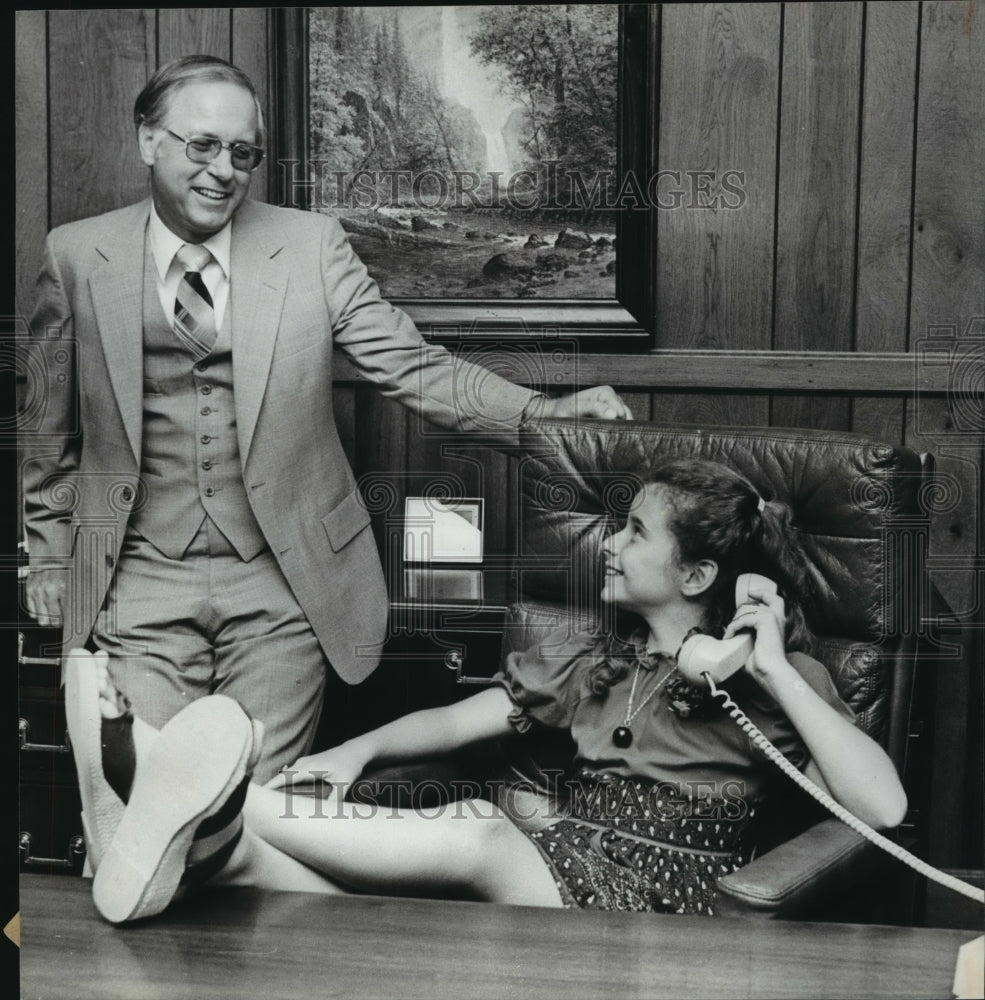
<box><xmin>127</xmin><ymin>244</ymin><xmax>267</xmax><ymax>561</ymax></box>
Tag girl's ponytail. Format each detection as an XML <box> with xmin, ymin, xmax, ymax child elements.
<box><xmin>752</xmin><ymin>498</ymin><xmax>814</xmax><ymax>654</ymax></box>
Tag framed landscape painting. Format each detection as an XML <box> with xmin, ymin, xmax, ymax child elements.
<box><xmin>271</xmin><ymin>5</ymin><xmax>655</xmax><ymax>343</ymax></box>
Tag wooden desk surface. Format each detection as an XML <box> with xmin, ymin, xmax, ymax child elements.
<box><xmin>19</xmin><ymin>874</ymin><xmax>976</xmax><ymax>1000</ymax></box>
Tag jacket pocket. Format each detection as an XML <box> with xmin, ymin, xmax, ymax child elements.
<box><xmin>321</xmin><ymin>488</ymin><xmax>371</xmax><ymax>552</ymax></box>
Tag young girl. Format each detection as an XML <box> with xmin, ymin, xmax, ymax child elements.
<box><xmin>74</xmin><ymin>459</ymin><xmax>907</xmax><ymax>923</ymax></box>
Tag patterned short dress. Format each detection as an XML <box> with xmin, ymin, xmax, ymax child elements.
<box><xmin>524</xmin><ymin>768</ymin><xmax>757</xmax><ymax>915</ymax></box>
<box><xmin>497</xmin><ymin>628</ymin><xmax>854</xmax><ymax>916</ymax></box>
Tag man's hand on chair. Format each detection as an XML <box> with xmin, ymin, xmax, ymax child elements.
<box><xmin>527</xmin><ymin>386</ymin><xmax>633</xmax><ymax>423</ymax></box>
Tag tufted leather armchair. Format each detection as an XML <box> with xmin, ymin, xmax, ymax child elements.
<box><xmin>492</xmin><ymin>417</ymin><xmax>938</xmax><ymax>920</ymax></box>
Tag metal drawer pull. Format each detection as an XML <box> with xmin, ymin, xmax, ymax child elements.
<box><xmin>443</xmin><ymin>648</ymin><xmax>494</xmax><ymax>687</ymax></box>
<box><xmin>18</xmin><ymin>632</ymin><xmax>61</xmax><ymax>666</ymax></box>
<box><xmin>19</xmin><ymin>832</ymin><xmax>86</xmax><ymax>868</ymax></box>
<box><xmin>19</xmin><ymin>718</ymin><xmax>71</xmax><ymax>754</ymax></box>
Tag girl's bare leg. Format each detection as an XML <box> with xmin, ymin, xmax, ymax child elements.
<box><xmin>244</xmin><ymin>784</ymin><xmax>564</xmax><ymax>907</ymax></box>
<box><xmin>93</xmin><ymin>656</ymin><xmax>555</xmax><ymax>905</ymax></box>
<box><xmin>216</xmin><ymin>825</ymin><xmax>348</xmax><ymax>894</ymax></box>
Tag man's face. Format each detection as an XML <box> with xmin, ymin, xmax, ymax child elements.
<box><xmin>138</xmin><ymin>80</ymin><xmax>259</xmax><ymax>243</ymax></box>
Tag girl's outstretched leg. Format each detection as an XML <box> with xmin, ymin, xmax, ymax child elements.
<box><xmin>244</xmin><ymin>783</ymin><xmax>564</xmax><ymax>907</ymax></box>
<box><xmin>216</xmin><ymin>824</ymin><xmax>346</xmax><ymax>895</ymax></box>
<box><xmin>78</xmin><ymin>653</ymin><xmax>559</xmax><ymax>911</ymax></box>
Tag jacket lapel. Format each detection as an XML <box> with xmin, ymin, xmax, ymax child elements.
<box><xmin>229</xmin><ymin>202</ymin><xmax>288</xmax><ymax>463</ymax></box>
<box><xmin>87</xmin><ymin>201</ymin><xmax>150</xmax><ymax>463</ymax></box>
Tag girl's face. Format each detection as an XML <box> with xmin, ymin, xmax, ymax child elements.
<box><xmin>601</xmin><ymin>486</ymin><xmax>688</xmax><ymax>614</ymax></box>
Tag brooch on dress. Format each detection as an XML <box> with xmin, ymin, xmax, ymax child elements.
<box><xmin>665</xmin><ymin>673</ymin><xmax>720</xmax><ymax>719</ymax></box>
<box><xmin>665</xmin><ymin>626</ymin><xmax>723</xmax><ymax>719</ymax></box>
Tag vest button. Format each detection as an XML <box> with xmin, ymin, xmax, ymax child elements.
<box><xmin>195</xmin><ymin>362</ymin><xmax>209</xmax><ymax>373</ymax></box>
<box><xmin>201</xmin><ymin>406</ymin><xmax>211</xmax><ymax>416</ymax></box>
<box><xmin>201</xmin><ymin>385</ymin><xmax>212</xmax><ymax>395</ymax></box>
<box><xmin>204</xmin><ymin>487</ymin><xmax>215</xmax><ymax>498</ymax></box>
<box><xmin>200</xmin><ymin>434</ymin><xmax>211</xmax><ymax>444</ymax></box>
<box><xmin>201</xmin><ymin>460</ymin><xmax>212</xmax><ymax>470</ymax></box>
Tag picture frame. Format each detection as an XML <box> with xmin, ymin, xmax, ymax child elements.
<box><xmin>403</xmin><ymin>496</ymin><xmax>484</xmax><ymax>564</ymax></box>
<box><xmin>268</xmin><ymin>5</ymin><xmax>654</xmax><ymax>347</ymax></box>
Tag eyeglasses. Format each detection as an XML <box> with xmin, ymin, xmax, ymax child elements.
<box><xmin>165</xmin><ymin>128</ymin><xmax>265</xmax><ymax>172</ymax></box>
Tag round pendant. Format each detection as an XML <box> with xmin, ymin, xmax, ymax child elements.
<box><xmin>612</xmin><ymin>726</ymin><xmax>633</xmax><ymax>748</ymax></box>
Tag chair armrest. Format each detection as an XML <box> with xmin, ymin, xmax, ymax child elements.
<box><xmin>715</xmin><ymin>818</ymin><xmax>874</xmax><ymax>919</ymax></box>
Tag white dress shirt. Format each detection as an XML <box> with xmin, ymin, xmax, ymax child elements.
<box><xmin>148</xmin><ymin>204</ymin><xmax>232</xmax><ymax>331</ymax></box>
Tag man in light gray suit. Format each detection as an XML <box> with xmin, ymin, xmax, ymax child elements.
<box><xmin>21</xmin><ymin>55</ymin><xmax>630</xmax><ymax>785</ymax></box>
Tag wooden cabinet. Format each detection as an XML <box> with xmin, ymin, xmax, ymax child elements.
<box><xmin>19</xmin><ymin>623</ymin><xmax>87</xmax><ymax>875</ymax></box>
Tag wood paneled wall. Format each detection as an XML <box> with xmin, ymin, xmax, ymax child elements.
<box><xmin>16</xmin><ymin>5</ymin><xmax>983</xmax><ymax>872</ymax></box>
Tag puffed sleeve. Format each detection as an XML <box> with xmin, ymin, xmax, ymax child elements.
<box><xmin>492</xmin><ymin>629</ymin><xmax>597</xmax><ymax>734</ymax></box>
<box><xmin>746</xmin><ymin>652</ymin><xmax>856</xmax><ymax>771</ymax></box>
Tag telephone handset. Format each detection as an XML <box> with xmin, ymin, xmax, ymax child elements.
<box><xmin>678</xmin><ymin>573</ymin><xmax>985</xmax><ymax>905</ymax></box>
<box><xmin>677</xmin><ymin>573</ymin><xmax>777</xmax><ymax>684</ymax></box>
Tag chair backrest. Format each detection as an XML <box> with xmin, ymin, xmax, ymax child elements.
<box><xmin>503</xmin><ymin>418</ymin><xmax>932</xmax><ymax>771</ymax></box>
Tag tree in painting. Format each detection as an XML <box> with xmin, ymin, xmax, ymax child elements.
<box><xmin>308</xmin><ymin>5</ymin><xmax>618</xmax><ymax>300</ymax></box>
<box><xmin>469</xmin><ymin>5</ymin><xmax>617</xmax><ymax>197</ymax></box>
<box><xmin>309</xmin><ymin>7</ymin><xmax>485</xmax><ymax>202</ymax></box>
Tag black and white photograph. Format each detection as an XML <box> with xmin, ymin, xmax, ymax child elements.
<box><xmin>11</xmin><ymin>5</ymin><xmax>984</xmax><ymax>999</ymax></box>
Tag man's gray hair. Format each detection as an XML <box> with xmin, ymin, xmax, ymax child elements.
<box><xmin>133</xmin><ymin>54</ymin><xmax>266</xmax><ymax>145</ymax></box>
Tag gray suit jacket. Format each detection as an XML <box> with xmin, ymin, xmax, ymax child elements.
<box><xmin>21</xmin><ymin>198</ymin><xmax>536</xmax><ymax>682</ymax></box>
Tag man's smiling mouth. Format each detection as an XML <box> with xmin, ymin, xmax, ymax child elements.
<box><xmin>193</xmin><ymin>187</ymin><xmax>230</xmax><ymax>201</ymax></box>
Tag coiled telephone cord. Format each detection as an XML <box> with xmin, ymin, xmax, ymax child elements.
<box><xmin>705</xmin><ymin>674</ymin><xmax>985</xmax><ymax>905</ymax></box>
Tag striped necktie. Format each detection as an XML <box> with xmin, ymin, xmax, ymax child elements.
<box><xmin>173</xmin><ymin>243</ymin><xmax>217</xmax><ymax>359</ymax></box>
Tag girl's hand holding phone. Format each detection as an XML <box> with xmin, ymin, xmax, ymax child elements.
<box><xmin>722</xmin><ymin>578</ymin><xmax>789</xmax><ymax>682</ymax></box>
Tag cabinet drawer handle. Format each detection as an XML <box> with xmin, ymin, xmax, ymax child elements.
<box><xmin>19</xmin><ymin>831</ymin><xmax>86</xmax><ymax>869</ymax></box>
<box><xmin>443</xmin><ymin>649</ymin><xmax>494</xmax><ymax>686</ymax></box>
<box><xmin>18</xmin><ymin>632</ymin><xmax>61</xmax><ymax>666</ymax></box>
<box><xmin>19</xmin><ymin>718</ymin><xmax>71</xmax><ymax>754</ymax></box>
